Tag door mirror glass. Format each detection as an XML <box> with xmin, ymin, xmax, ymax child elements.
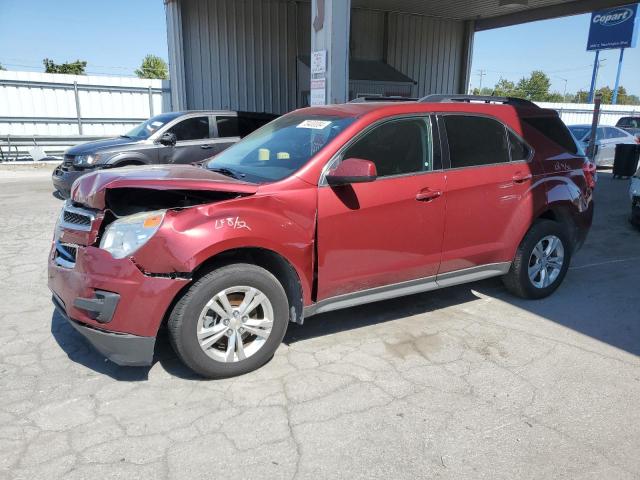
<box><xmin>159</xmin><ymin>132</ymin><xmax>177</xmax><ymax>146</ymax></box>
<box><xmin>326</xmin><ymin>158</ymin><xmax>377</xmax><ymax>186</ymax></box>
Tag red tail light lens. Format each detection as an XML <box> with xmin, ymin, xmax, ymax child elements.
<box><xmin>583</xmin><ymin>160</ymin><xmax>596</xmax><ymax>189</ymax></box>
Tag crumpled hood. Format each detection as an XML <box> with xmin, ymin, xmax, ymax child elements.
<box><xmin>71</xmin><ymin>164</ymin><xmax>259</xmax><ymax>209</ymax></box>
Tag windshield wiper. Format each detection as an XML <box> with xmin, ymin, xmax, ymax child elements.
<box><xmin>120</xmin><ymin>135</ymin><xmax>132</xmax><ymax>138</ymax></box>
<box><xmin>210</xmin><ymin>167</ymin><xmax>245</xmax><ymax>179</ymax></box>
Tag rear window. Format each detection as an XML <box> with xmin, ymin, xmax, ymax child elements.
<box><xmin>525</xmin><ymin>116</ymin><xmax>578</xmax><ymax>154</ymax></box>
<box><xmin>617</xmin><ymin>117</ymin><xmax>640</xmax><ymax>128</ymax></box>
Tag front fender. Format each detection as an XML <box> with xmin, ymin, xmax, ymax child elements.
<box><xmin>132</xmin><ymin>190</ymin><xmax>317</xmax><ymax>304</ymax></box>
<box><xmin>104</xmin><ymin>151</ymin><xmax>151</xmax><ymax>166</ymax></box>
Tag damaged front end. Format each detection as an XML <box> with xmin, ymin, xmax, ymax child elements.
<box><xmin>48</xmin><ymin>165</ymin><xmax>265</xmax><ymax>366</ymax></box>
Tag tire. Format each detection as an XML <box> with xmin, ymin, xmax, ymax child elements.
<box><xmin>168</xmin><ymin>263</ymin><xmax>289</xmax><ymax>378</ymax></box>
<box><xmin>502</xmin><ymin>220</ymin><xmax>572</xmax><ymax>299</ymax></box>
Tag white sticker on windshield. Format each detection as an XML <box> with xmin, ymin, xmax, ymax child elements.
<box><xmin>296</xmin><ymin>120</ymin><xmax>331</xmax><ymax>130</ymax></box>
<box><xmin>151</xmin><ymin>121</ymin><xmax>163</xmax><ymax>127</ymax></box>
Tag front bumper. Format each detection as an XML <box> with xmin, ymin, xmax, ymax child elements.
<box><xmin>52</xmin><ymin>166</ymin><xmax>91</xmax><ymax>198</ymax></box>
<box><xmin>52</xmin><ymin>293</ymin><xmax>156</xmax><ymax>366</ymax></box>
<box><xmin>48</xmin><ymin>244</ymin><xmax>189</xmax><ymax>366</ymax></box>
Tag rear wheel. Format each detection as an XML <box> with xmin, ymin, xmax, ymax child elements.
<box><xmin>168</xmin><ymin>264</ymin><xmax>289</xmax><ymax>378</ymax></box>
<box><xmin>503</xmin><ymin>220</ymin><xmax>571</xmax><ymax>299</ymax></box>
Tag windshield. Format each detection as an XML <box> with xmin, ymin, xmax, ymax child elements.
<box><xmin>123</xmin><ymin>112</ymin><xmax>182</xmax><ymax>139</ymax></box>
<box><xmin>568</xmin><ymin>126</ymin><xmax>590</xmax><ymax>142</ymax></box>
<box><xmin>206</xmin><ymin>114</ymin><xmax>355</xmax><ymax>182</ymax></box>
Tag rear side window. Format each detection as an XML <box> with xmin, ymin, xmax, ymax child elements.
<box><xmin>216</xmin><ymin>116</ymin><xmax>239</xmax><ymax>138</ymax></box>
<box><xmin>605</xmin><ymin>127</ymin><xmax>626</xmax><ymax>139</ymax></box>
<box><xmin>343</xmin><ymin>117</ymin><xmax>431</xmax><ymax>177</ymax></box>
<box><xmin>524</xmin><ymin>116</ymin><xmax>578</xmax><ymax>154</ymax></box>
<box><xmin>508</xmin><ymin>131</ymin><xmax>530</xmax><ymax>161</ymax></box>
<box><xmin>443</xmin><ymin>115</ymin><xmax>509</xmax><ymax>168</ymax></box>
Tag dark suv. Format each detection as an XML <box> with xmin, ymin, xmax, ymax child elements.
<box><xmin>616</xmin><ymin>116</ymin><xmax>640</xmax><ymax>139</ymax></box>
<box><xmin>52</xmin><ymin>110</ymin><xmax>277</xmax><ymax>198</ymax></box>
<box><xmin>49</xmin><ymin>95</ymin><xmax>594</xmax><ymax>378</ymax></box>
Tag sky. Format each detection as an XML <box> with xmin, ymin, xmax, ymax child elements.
<box><xmin>0</xmin><ymin>0</ymin><xmax>168</xmax><ymax>76</ymax></box>
<box><xmin>0</xmin><ymin>0</ymin><xmax>638</xmax><ymax>96</ymax></box>
<box><xmin>471</xmin><ymin>12</ymin><xmax>640</xmax><ymax>97</ymax></box>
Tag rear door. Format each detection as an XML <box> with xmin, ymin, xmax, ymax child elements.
<box><xmin>316</xmin><ymin>115</ymin><xmax>447</xmax><ymax>300</ymax></box>
<box><xmin>212</xmin><ymin>113</ymin><xmax>242</xmax><ymax>155</ymax></box>
<box><xmin>160</xmin><ymin>115</ymin><xmax>215</xmax><ymax>164</ymax></box>
<box><xmin>438</xmin><ymin>114</ymin><xmax>535</xmax><ymax>273</ymax></box>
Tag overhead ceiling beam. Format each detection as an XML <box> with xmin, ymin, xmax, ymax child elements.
<box><xmin>475</xmin><ymin>0</ymin><xmax>633</xmax><ymax>31</ymax></box>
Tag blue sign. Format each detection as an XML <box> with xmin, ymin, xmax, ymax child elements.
<box><xmin>587</xmin><ymin>3</ymin><xmax>639</xmax><ymax>51</ymax></box>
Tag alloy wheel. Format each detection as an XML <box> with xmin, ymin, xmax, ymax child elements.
<box><xmin>196</xmin><ymin>286</ymin><xmax>273</xmax><ymax>362</ymax></box>
<box><xmin>528</xmin><ymin>235</ymin><xmax>565</xmax><ymax>289</ymax></box>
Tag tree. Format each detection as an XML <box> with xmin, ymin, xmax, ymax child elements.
<box><xmin>492</xmin><ymin>78</ymin><xmax>519</xmax><ymax>97</ymax></box>
<box><xmin>135</xmin><ymin>54</ymin><xmax>168</xmax><ymax>80</ymax></box>
<box><xmin>516</xmin><ymin>70</ymin><xmax>551</xmax><ymax>101</ymax></box>
<box><xmin>0</xmin><ymin>63</ymin><xmax>5</xmax><ymax>71</ymax></box>
<box><xmin>43</xmin><ymin>58</ymin><xmax>87</xmax><ymax>75</ymax></box>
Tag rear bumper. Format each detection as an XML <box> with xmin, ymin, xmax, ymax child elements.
<box><xmin>52</xmin><ymin>293</ymin><xmax>156</xmax><ymax>366</ymax></box>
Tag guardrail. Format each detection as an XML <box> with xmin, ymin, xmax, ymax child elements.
<box><xmin>0</xmin><ymin>134</ymin><xmax>109</xmax><ymax>161</ymax></box>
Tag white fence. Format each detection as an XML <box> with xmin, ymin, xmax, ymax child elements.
<box><xmin>0</xmin><ymin>71</ymin><xmax>170</xmax><ymax>159</ymax></box>
<box><xmin>536</xmin><ymin>101</ymin><xmax>640</xmax><ymax>126</ymax></box>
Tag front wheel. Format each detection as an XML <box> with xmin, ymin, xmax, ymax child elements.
<box><xmin>502</xmin><ymin>220</ymin><xmax>571</xmax><ymax>299</ymax></box>
<box><xmin>168</xmin><ymin>264</ymin><xmax>289</xmax><ymax>378</ymax></box>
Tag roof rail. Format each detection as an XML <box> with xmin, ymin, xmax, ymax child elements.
<box><xmin>418</xmin><ymin>94</ymin><xmax>538</xmax><ymax>108</ymax></box>
<box><xmin>349</xmin><ymin>96</ymin><xmax>418</xmax><ymax>103</ymax></box>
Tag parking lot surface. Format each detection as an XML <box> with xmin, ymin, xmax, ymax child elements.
<box><xmin>1</xmin><ymin>168</ymin><xmax>639</xmax><ymax>479</ymax></box>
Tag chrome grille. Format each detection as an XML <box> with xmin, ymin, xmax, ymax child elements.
<box><xmin>63</xmin><ymin>210</ymin><xmax>91</xmax><ymax>227</ymax></box>
<box><xmin>60</xmin><ymin>202</ymin><xmax>96</xmax><ymax>232</ymax></box>
<box><xmin>54</xmin><ymin>241</ymin><xmax>78</xmax><ymax>268</ymax></box>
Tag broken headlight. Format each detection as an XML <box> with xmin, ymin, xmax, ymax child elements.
<box><xmin>100</xmin><ymin>210</ymin><xmax>166</xmax><ymax>259</ymax></box>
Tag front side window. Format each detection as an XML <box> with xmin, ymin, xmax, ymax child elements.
<box><xmin>342</xmin><ymin>117</ymin><xmax>432</xmax><ymax>177</ymax></box>
<box><xmin>206</xmin><ymin>114</ymin><xmax>355</xmax><ymax>183</ymax></box>
<box><xmin>444</xmin><ymin>115</ymin><xmax>509</xmax><ymax>168</ymax></box>
<box><xmin>168</xmin><ymin>116</ymin><xmax>210</xmax><ymax>141</ymax></box>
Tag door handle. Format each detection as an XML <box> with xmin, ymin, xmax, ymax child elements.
<box><xmin>416</xmin><ymin>189</ymin><xmax>442</xmax><ymax>202</ymax></box>
<box><xmin>512</xmin><ymin>173</ymin><xmax>532</xmax><ymax>183</ymax></box>
<box><xmin>200</xmin><ymin>144</ymin><xmax>213</xmax><ymax>149</ymax></box>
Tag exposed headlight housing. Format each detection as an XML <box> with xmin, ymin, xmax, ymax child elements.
<box><xmin>74</xmin><ymin>154</ymin><xmax>101</xmax><ymax>166</ymax></box>
<box><xmin>100</xmin><ymin>210</ymin><xmax>166</xmax><ymax>259</ymax></box>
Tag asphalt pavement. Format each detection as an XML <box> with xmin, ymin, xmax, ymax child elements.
<box><xmin>0</xmin><ymin>167</ymin><xmax>638</xmax><ymax>479</ymax></box>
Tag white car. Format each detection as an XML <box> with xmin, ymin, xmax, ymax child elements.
<box><xmin>630</xmin><ymin>167</ymin><xmax>640</xmax><ymax>226</ymax></box>
<box><xmin>568</xmin><ymin>124</ymin><xmax>638</xmax><ymax>167</ymax></box>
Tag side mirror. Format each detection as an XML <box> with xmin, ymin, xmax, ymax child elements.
<box><xmin>158</xmin><ymin>132</ymin><xmax>177</xmax><ymax>147</ymax></box>
<box><xmin>326</xmin><ymin>158</ymin><xmax>377</xmax><ymax>186</ymax></box>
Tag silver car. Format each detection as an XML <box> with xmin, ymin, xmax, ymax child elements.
<box><xmin>568</xmin><ymin>124</ymin><xmax>638</xmax><ymax>167</ymax></box>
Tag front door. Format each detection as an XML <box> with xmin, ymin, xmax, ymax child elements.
<box><xmin>159</xmin><ymin>115</ymin><xmax>216</xmax><ymax>164</ymax></box>
<box><xmin>317</xmin><ymin>116</ymin><xmax>446</xmax><ymax>301</ymax></box>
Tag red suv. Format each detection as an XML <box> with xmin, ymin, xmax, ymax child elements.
<box><xmin>49</xmin><ymin>95</ymin><xmax>594</xmax><ymax>378</ymax></box>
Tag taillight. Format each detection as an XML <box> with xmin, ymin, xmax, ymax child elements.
<box><xmin>583</xmin><ymin>160</ymin><xmax>596</xmax><ymax>188</ymax></box>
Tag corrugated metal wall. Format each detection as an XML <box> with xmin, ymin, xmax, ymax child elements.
<box><xmin>178</xmin><ymin>0</ymin><xmax>468</xmax><ymax>112</ymax></box>
<box><xmin>386</xmin><ymin>13</ymin><xmax>465</xmax><ymax>96</ymax></box>
<box><xmin>181</xmin><ymin>0</ymin><xmax>298</xmax><ymax>114</ymax></box>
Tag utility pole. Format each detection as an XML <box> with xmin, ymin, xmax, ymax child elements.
<box><xmin>477</xmin><ymin>69</ymin><xmax>486</xmax><ymax>92</ymax></box>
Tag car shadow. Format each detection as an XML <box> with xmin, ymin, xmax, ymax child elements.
<box><xmin>284</xmin><ymin>282</ymin><xmax>480</xmax><ymax>345</ymax></box>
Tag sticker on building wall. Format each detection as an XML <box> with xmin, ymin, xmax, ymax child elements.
<box><xmin>309</xmin><ymin>78</ymin><xmax>326</xmax><ymax>106</ymax></box>
<box><xmin>311</xmin><ymin>50</ymin><xmax>327</xmax><ymax>75</ymax></box>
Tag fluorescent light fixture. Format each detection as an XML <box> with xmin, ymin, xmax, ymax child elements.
<box><xmin>499</xmin><ymin>0</ymin><xmax>528</xmax><ymax>7</ymax></box>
